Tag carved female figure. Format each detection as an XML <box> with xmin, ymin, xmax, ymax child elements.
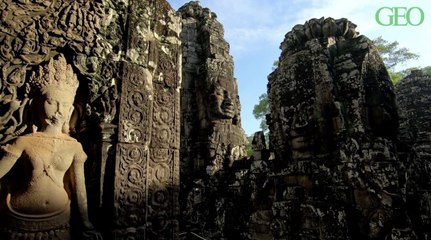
<box><xmin>0</xmin><ymin>55</ymin><xmax>99</xmax><ymax>239</ymax></box>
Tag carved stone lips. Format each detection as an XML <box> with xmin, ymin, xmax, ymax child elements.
<box><xmin>290</xmin><ymin>135</ymin><xmax>312</xmax><ymax>150</ymax></box>
<box><xmin>289</xmin><ymin>129</ymin><xmax>313</xmax><ymax>150</ymax></box>
<box><xmin>219</xmin><ymin>101</ymin><xmax>235</xmax><ymax>119</ymax></box>
<box><xmin>46</xmin><ymin>113</ymin><xmax>64</xmax><ymax>125</ymax></box>
<box><xmin>222</xmin><ymin>101</ymin><xmax>234</xmax><ymax>112</ymax></box>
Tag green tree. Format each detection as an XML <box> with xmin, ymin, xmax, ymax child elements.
<box><xmin>245</xmin><ymin>135</ymin><xmax>254</xmax><ymax>157</ymax></box>
<box><xmin>372</xmin><ymin>36</ymin><xmax>419</xmax><ymax>84</ymax></box>
<box><xmin>373</xmin><ymin>36</ymin><xmax>419</xmax><ymax>70</ymax></box>
<box><xmin>252</xmin><ymin>61</ymin><xmax>279</xmax><ymax>133</ymax></box>
<box><xmin>272</xmin><ymin>60</ymin><xmax>279</xmax><ymax>71</ymax></box>
<box><xmin>401</xmin><ymin>66</ymin><xmax>431</xmax><ymax>76</ymax></box>
<box><xmin>422</xmin><ymin>66</ymin><xmax>431</xmax><ymax>75</ymax></box>
<box><xmin>252</xmin><ymin>93</ymin><xmax>269</xmax><ymax>132</ymax></box>
<box><xmin>389</xmin><ymin>71</ymin><xmax>404</xmax><ymax>85</ymax></box>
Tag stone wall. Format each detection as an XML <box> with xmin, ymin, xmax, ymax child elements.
<box><xmin>2</xmin><ymin>1</ymin><xmax>431</xmax><ymax>239</ymax></box>
<box><xmin>0</xmin><ymin>0</ymin><xmax>181</xmax><ymax>239</ymax></box>
<box><xmin>396</xmin><ymin>70</ymin><xmax>431</xmax><ymax>239</ymax></box>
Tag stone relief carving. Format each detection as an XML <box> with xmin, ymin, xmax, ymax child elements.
<box><xmin>179</xmin><ymin>1</ymin><xmax>246</xmax><ymax>176</ymax></box>
<box><xmin>110</xmin><ymin>0</ymin><xmax>181</xmax><ymax>239</ymax></box>
<box><xmin>1</xmin><ymin>0</ymin><xmax>181</xmax><ymax>239</ymax></box>
<box><xmin>267</xmin><ymin>17</ymin><xmax>409</xmax><ymax>239</ymax></box>
<box><xmin>179</xmin><ymin>2</ymin><xmax>247</xmax><ymax>238</ymax></box>
<box><xmin>2</xmin><ymin>0</ymin><xmax>430</xmax><ymax>239</ymax></box>
<box><xmin>396</xmin><ymin>70</ymin><xmax>431</xmax><ymax>239</ymax></box>
<box><xmin>0</xmin><ymin>0</ymin><xmax>106</xmax><ymax>145</ymax></box>
<box><xmin>0</xmin><ymin>54</ymin><xmax>101</xmax><ymax>240</ymax></box>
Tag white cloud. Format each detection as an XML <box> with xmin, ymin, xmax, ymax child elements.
<box><xmin>167</xmin><ymin>0</ymin><xmax>431</xmax><ymax>134</ymax></box>
<box><xmin>170</xmin><ymin>0</ymin><xmax>431</xmax><ymax>64</ymax></box>
<box><xmin>294</xmin><ymin>0</ymin><xmax>380</xmax><ymax>32</ymax></box>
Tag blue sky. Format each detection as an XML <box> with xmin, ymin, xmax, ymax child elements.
<box><xmin>168</xmin><ymin>0</ymin><xmax>431</xmax><ymax>136</ymax></box>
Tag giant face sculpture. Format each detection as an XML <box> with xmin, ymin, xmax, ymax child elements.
<box><xmin>276</xmin><ymin>51</ymin><xmax>331</xmax><ymax>160</ymax></box>
<box><xmin>287</xmin><ymin>104</ymin><xmax>317</xmax><ymax>155</ymax></box>
<box><xmin>204</xmin><ymin>59</ymin><xmax>240</xmax><ymax>124</ymax></box>
<box><xmin>209</xmin><ymin>84</ymin><xmax>236</xmax><ymax>120</ymax></box>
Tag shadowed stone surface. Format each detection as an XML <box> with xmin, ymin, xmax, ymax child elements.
<box><xmin>0</xmin><ymin>0</ymin><xmax>181</xmax><ymax>239</ymax></box>
<box><xmin>179</xmin><ymin>1</ymin><xmax>247</xmax><ymax>176</ymax></box>
<box><xmin>266</xmin><ymin>17</ymin><xmax>412</xmax><ymax>240</ymax></box>
<box><xmin>178</xmin><ymin>1</ymin><xmax>248</xmax><ymax>238</ymax></box>
<box><xmin>396</xmin><ymin>70</ymin><xmax>431</xmax><ymax>239</ymax></box>
<box><xmin>1</xmin><ymin>1</ymin><xmax>430</xmax><ymax>239</ymax></box>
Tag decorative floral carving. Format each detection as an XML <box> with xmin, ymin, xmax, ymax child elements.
<box><xmin>0</xmin><ymin>0</ymin><xmax>106</xmax><ymax>143</ymax></box>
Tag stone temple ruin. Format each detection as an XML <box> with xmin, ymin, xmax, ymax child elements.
<box><xmin>267</xmin><ymin>17</ymin><xmax>404</xmax><ymax>240</ymax></box>
<box><xmin>0</xmin><ymin>0</ymin><xmax>181</xmax><ymax>239</ymax></box>
<box><xmin>0</xmin><ymin>0</ymin><xmax>430</xmax><ymax>240</ymax></box>
<box><xmin>396</xmin><ymin>71</ymin><xmax>431</xmax><ymax>239</ymax></box>
<box><xmin>178</xmin><ymin>2</ymin><xmax>248</xmax><ymax>238</ymax></box>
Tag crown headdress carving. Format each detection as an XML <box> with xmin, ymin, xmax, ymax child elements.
<box><xmin>30</xmin><ymin>54</ymin><xmax>79</xmax><ymax>94</ymax></box>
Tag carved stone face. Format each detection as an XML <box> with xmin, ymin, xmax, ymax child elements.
<box><xmin>368</xmin><ymin>209</ymin><xmax>388</xmax><ymax>238</ymax></box>
<box><xmin>43</xmin><ymin>88</ymin><xmax>74</xmax><ymax>127</ymax></box>
<box><xmin>209</xmin><ymin>85</ymin><xmax>236</xmax><ymax>120</ymax></box>
<box><xmin>276</xmin><ymin>54</ymin><xmax>325</xmax><ymax>159</ymax></box>
<box><xmin>288</xmin><ymin>105</ymin><xmax>316</xmax><ymax>153</ymax></box>
<box><xmin>366</xmin><ymin>94</ymin><xmax>398</xmax><ymax>138</ymax></box>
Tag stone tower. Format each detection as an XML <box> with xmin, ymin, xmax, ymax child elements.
<box><xmin>178</xmin><ymin>1</ymin><xmax>248</xmax><ymax>238</ymax></box>
<box><xmin>179</xmin><ymin>1</ymin><xmax>247</xmax><ymax>177</ymax></box>
<box><xmin>396</xmin><ymin>70</ymin><xmax>431</xmax><ymax>239</ymax></box>
<box><xmin>267</xmin><ymin>17</ymin><xmax>410</xmax><ymax>239</ymax></box>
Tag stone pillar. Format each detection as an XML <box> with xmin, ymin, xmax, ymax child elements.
<box><xmin>396</xmin><ymin>70</ymin><xmax>431</xmax><ymax>239</ymax></box>
<box><xmin>110</xmin><ymin>0</ymin><xmax>181</xmax><ymax>239</ymax></box>
<box><xmin>0</xmin><ymin>0</ymin><xmax>181</xmax><ymax>239</ymax></box>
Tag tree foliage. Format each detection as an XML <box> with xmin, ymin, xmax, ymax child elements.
<box><xmin>245</xmin><ymin>135</ymin><xmax>254</xmax><ymax>157</ymax></box>
<box><xmin>272</xmin><ymin>60</ymin><xmax>279</xmax><ymax>71</ymax></box>
<box><xmin>252</xmin><ymin>61</ymin><xmax>279</xmax><ymax>133</ymax></box>
<box><xmin>373</xmin><ymin>36</ymin><xmax>422</xmax><ymax>84</ymax></box>
<box><xmin>389</xmin><ymin>71</ymin><xmax>404</xmax><ymax>85</ymax></box>
<box><xmin>373</xmin><ymin>36</ymin><xmax>419</xmax><ymax>70</ymax></box>
<box><xmin>252</xmin><ymin>93</ymin><xmax>269</xmax><ymax>132</ymax></box>
<box><xmin>422</xmin><ymin>66</ymin><xmax>431</xmax><ymax>75</ymax></box>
